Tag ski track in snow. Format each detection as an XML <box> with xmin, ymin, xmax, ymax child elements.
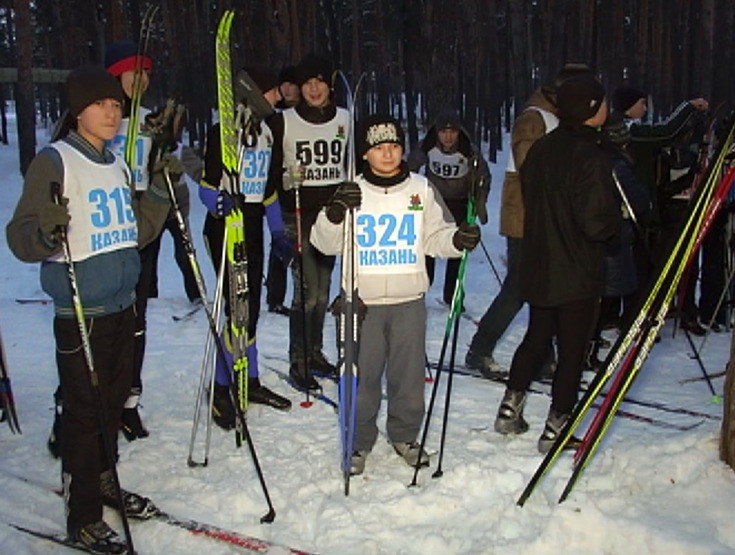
<box><xmin>0</xmin><ymin>117</ymin><xmax>733</xmax><ymax>554</ymax></box>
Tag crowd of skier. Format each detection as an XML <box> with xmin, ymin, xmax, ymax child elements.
<box><xmin>2</xmin><ymin>23</ymin><xmax>729</xmax><ymax>553</ymax></box>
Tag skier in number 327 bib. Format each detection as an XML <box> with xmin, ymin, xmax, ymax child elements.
<box><xmin>310</xmin><ymin>114</ymin><xmax>482</xmax><ymax>475</ymax></box>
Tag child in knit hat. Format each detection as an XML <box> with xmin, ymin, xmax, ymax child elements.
<box><xmin>7</xmin><ymin>65</ymin><xmax>169</xmax><ymax>553</ymax></box>
<box><xmin>310</xmin><ymin>114</ymin><xmax>481</xmax><ymax>476</ymax></box>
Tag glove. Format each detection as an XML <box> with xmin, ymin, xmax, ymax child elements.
<box><xmin>216</xmin><ymin>191</ymin><xmax>234</xmax><ymax>217</ymax></box>
<box><xmin>326</xmin><ymin>182</ymin><xmax>362</xmax><ymax>224</ymax></box>
<box><xmin>39</xmin><ymin>198</ymin><xmax>70</xmax><ymax>243</ymax></box>
<box><xmin>271</xmin><ymin>230</ymin><xmax>294</xmax><ymax>266</ymax></box>
<box><xmin>452</xmin><ymin>222</ymin><xmax>481</xmax><ymax>251</ymax></box>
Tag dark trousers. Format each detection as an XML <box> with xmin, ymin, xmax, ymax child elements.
<box><xmin>507</xmin><ymin>298</ymin><xmax>599</xmax><ymax>414</ymax></box>
<box><xmin>283</xmin><ymin>212</ymin><xmax>335</xmax><ymax>363</ymax></box>
<box><xmin>266</xmin><ymin>247</ymin><xmax>288</xmax><ymax>308</ymax></box>
<box><xmin>700</xmin><ymin>208</ymin><xmax>728</xmax><ymax>324</ymax></box>
<box><xmin>469</xmin><ymin>236</ymin><xmax>524</xmax><ymax>356</ymax></box>
<box><xmin>57</xmin><ymin>306</ymin><xmax>135</xmax><ymax>534</ymax></box>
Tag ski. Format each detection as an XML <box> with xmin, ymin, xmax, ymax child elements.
<box><xmin>172</xmin><ymin>303</ymin><xmax>204</xmax><ymax>322</ymax></box>
<box><xmin>438</xmin><ymin>361</ymin><xmax>721</xmax><ymax>421</ymax></box>
<box><xmin>125</xmin><ymin>4</ymin><xmax>159</xmax><ymax>172</ymax></box>
<box><xmin>14</xmin><ymin>298</ymin><xmax>52</xmax><ymax>305</ymax></box>
<box><xmin>3</xmin><ymin>472</ymin><xmax>310</xmax><ymax>554</ymax></box>
<box><xmin>7</xmin><ymin>522</ymin><xmax>106</xmax><ymax>554</ymax></box>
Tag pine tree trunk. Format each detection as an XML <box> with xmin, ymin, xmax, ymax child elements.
<box><xmin>14</xmin><ymin>0</ymin><xmax>35</xmax><ymax>176</ymax></box>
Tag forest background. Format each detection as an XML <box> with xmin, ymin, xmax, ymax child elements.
<box><xmin>5</xmin><ymin>0</ymin><xmax>735</xmax><ymax>177</ymax></box>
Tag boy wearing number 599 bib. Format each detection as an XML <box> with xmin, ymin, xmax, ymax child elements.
<box><xmin>310</xmin><ymin>114</ymin><xmax>481</xmax><ymax>476</ymax></box>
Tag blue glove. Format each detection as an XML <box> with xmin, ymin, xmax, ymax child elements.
<box><xmin>217</xmin><ymin>191</ymin><xmax>234</xmax><ymax>217</ymax></box>
<box><xmin>271</xmin><ymin>230</ymin><xmax>294</xmax><ymax>266</ymax></box>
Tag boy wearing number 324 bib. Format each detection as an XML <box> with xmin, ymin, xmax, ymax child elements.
<box><xmin>310</xmin><ymin>114</ymin><xmax>481</xmax><ymax>476</ymax></box>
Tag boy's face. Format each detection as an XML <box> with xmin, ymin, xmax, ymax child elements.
<box><xmin>363</xmin><ymin>142</ymin><xmax>403</xmax><ymax>177</ymax></box>
<box><xmin>280</xmin><ymin>81</ymin><xmax>301</xmax><ymax>107</ymax></box>
<box><xmin>437</xmin><ymin>127</ymin><xmax>459</xmax><ymax>151</ymax></box>
<box><xmin>301</xmin><ymin>78</ymin><xmax>330</xmax><ymax>108</ymax></box>
<box><xmin>120</xmin><ymin>69</ymin><xmax>150</xmax><ymax>99</ymax></box>
<box><xmin>626</xmin><ymin>97</ymin><xmax>647</xmax><ymax>119</ymax></box>
<box><xmin>77</xmin><ymin>98</ymin><xmax>123</xmax><ymax>150</ymax></box>
<box><xmin>263</xmin><ymin>86</ymin><xmax>282</xmax><ymax>108</ymax></box>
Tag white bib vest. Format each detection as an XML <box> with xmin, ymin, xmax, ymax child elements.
<box><xmin>107</xmin><ymin>107</ymin><xmax>153</xmax><ymax>191</ymax></box>
<box><xmin>48</xmin><ymin>142</ymin><xmax>137</xmax><ymax>263</ymax></box>
<box><xmin>224</xmin><ymin>121</ymin><xmax>273</xmax><ymax>203</ymax></box>
<box><xmin>506</xmin><ymin>107</ymin><xmax>559</xmax><ymax>172</ymax></box>
<box><xmin>427</xmin><ymin>147</ymin><xmax>469</xmax><ymax>179</ymax></box>
<box><xmin>354</xmin><ymin>174</ymin><xmax>428</xmax><ymax>276</ymax></box>
<box><xmin>282</xmin><ymin>107</ymin><xmax>349</xmax><ymax>187</ymax></box>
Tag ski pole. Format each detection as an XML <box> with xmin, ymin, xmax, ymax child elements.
<box><xmin>51</xmin><ymin>182</ymin><xmax>135</xmax><ymax>554</ymax></box>
<box><xmin>479</xmin><ymin>239</ymin><xmax>502</xmax><ymax>286</ymax></box>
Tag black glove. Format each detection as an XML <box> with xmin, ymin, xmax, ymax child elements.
<box><xmin>452</xmin><ymin>222</ymin><xmax>481</xmax><ymax>251</ymax></box>
<box><xmin>326</xmin><ymin>181</ymin><xmax>362</xmax><ymax>224</ymax></box>
<box><xmin>39</xmin><ymin>198</ymin><xmax>70</xmax><ymax>243</ymax></box>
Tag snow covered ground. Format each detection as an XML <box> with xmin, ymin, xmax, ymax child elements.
<box><xmin>0</xmin><ymin>113</ymin><xmax>734</xmax><ymax>555</ymax></box>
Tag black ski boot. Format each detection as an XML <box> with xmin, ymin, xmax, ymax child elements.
<box><xmin>100</xmin><ymin>470</ymin><xmax>158</xmax><ymax>520</ymax></box>
<box><xmin>537</xmin><ymin>408</ymin><xmax>582</xmax><ymax>454</ymax></box>
<box><xmin>120</xmin><ymin>406</ymin><xmax>149</xmax><ymax>441</ymax></box>
<box><xmin>72</xmin><ymin>520</ymin><xmax>127</xmax><ymax>554</ymax></box>
<box><xmin>47</xmin><ymin>389</ymin><xmax>62</xmax><ymax>459</ymax></box>
<box><xmin>494</xmin><ymin>389</ymin><xmax>529</xmax><ymax>434</ymax></box>
<box><xmin>310</xmin><ymin>351</ymin><xmax>338</xmax><ymax>380</ymax></box>
<box><xmin>248</xmin><ymin>378</ymin><xmax>292</xmax><ymax>410</ymax></box>
<box><xmin>211</xmin><ymin>383</ymin><xmax>236</xmax><ymax>430</ymax></box>
<box><xmin>289</xmin><ymin>362</ymin><xmax>322</xmax><ymax>392</ymax></box>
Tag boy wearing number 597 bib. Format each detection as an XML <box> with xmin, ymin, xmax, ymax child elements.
<box><xmin>310</xmin><ymin>115</ymin><xmax>481</xmax><ymax>476</ymax></box>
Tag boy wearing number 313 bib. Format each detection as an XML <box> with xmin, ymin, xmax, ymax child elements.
<box><xmin>310</xmin><ymin>114</ymin><xmax>481</xmax><ymax>476</ymax></box>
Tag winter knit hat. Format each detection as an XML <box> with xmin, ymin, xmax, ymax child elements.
<box><xmin>359</xmin><ymin>114</ymin><xmax>405</xmax><ymax>157</ymax></box>
<box><xmin>295</xmin><ymin>54</ymin><xmax>332</xmax><ymax>86</ymax></box>
<box><xmin>434</xmin><ymin>111</ymin><xmax>462</xmax><ymax>131</ymax></box>
<box><xmin>66</xmin><ymin>65</ymin><xmax>124</xmax><ymax>117</ymax></box>
<box><xmin>612</xmin><ymin>86</ymin><xmax>647</xmax><ymax>114</ymax></box>
<box><xmin>104</xmin><ymin>39</ymin><xmax>153</xmax><ymax>77</ymax></box>
<box><xmin>556</xmin><ymin>74</ymin><xmax>606</xmax><ymax>124</ymax></box>
<box><xmin>279</xmin><ymin>65</ymin><xmax>298</xmax><ymax>85</ymax></box>
<box><xmin>603</xmin><ymin>114</ymin><xmax>632</xmax><ymax>146</ymax></box>
<box><xmin>541</xmin><ymin>62</ymin><xmax>593</xmax><ymax>106</ymax></box>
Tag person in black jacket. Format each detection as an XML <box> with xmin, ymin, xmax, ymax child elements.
<box><xmin>493</xmin><ymin>73</ymin><xmax>621</xmax><ymax>454</ymax></box>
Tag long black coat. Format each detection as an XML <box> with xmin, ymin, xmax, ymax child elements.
<box><xmin>519</xmin><ymin>124</ymin><xmax>621</xmax><ymax>307</ymax></box>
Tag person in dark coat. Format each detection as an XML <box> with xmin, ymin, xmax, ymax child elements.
<box><xmin>585</xmin><ymin>114</ymin><xmax>652</xmax><ymax>368</ymax></box>
<box><xmin>493</xmin><ymin>73</ymin><xmax>621</xmax><ymax>454</ymax></box>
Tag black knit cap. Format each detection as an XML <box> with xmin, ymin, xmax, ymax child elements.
<box><xmin>359</xmin><ymin>114</ymin><xmax>405</xmax><ymax>157</ymax></box>
<box><xmin>556</xmin><ymin>74</ymin><xmax>606</xmax><ymax>124</ymax></box>
<box><xmin>295</xmin><ymin>53</ymin><xmax>333</xmax><ymax>86</ymax></box>
<box><xmin>541</xmin><ymin>62</ymin><xmax>593</xmax><ymax>106</ymax></box>
<box><xmin>66</xmin><ymin>65</ymin><xmax>124</xmax><ymax>117</ymax></box>
<box><xmin>279</xmin><ymin>65</ymin><xmax>297</xmax><ymax>85</ymax></box>
<box><xmin>612</xmin><ymin>86</ymin><xmax>647</xmax><ymax>114</ymax></box>
<box><xmin>434</xmin><ymin>111</ymin><xmax>462</xmax><ymax>130</ymax></box>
